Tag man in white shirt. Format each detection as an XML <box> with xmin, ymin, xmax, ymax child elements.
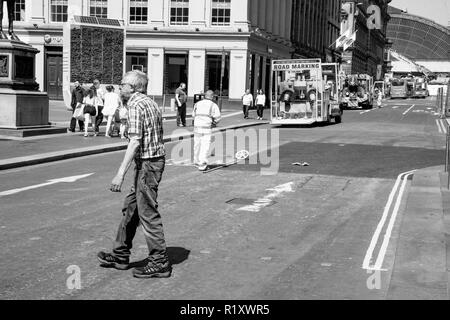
<box><xmin>255</xmin><ymin>89</ymin><xmax>266</xmax><ymax>120</ymax></box>
<box><xmin>93</xmin><ymin>79</ymin><xmax>106</xmax><ymax>135</ymax></box>
<box><xmin>192</xmin><ymin>90</ymin><xmax>221</xmax><ymax>171</ymax></box>
<box><xmin>242</xmin><ymin>89</ymin><xmax>253</xmax><ymax>119</ymax></box>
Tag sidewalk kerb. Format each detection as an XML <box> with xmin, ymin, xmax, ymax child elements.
<box><xmin>0</xmin><ymin>121</ymin><xmax>269</xmax><ymax>171</ymax></box>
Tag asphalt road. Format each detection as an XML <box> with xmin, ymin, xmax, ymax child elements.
<box><xmin>0</xmin><ymin>97</ymin><xmax>445</xmax><ymax>300</ymax></box>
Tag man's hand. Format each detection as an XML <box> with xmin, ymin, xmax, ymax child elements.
<box><xmin>110</xmin><ymin>173</ymin><xmax>125</xmax><ymax>192</ymax></box>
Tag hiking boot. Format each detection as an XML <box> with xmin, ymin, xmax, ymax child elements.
<box><xmin>132</xmin><ymin>257</ymin><xmax>172</xmax><ymax>279</ymax></box>
<box><xmin>97</xmin><ymin>251</ymin><xmax>130</xmax><ymax>270</ymax></box>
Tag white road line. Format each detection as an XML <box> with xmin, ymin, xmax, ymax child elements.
<box><xmin>436</xmin><ymin>119</ymin><xmax>446</xmax><ymax>134</ymax></box>
<box><xmin>0</xmin><ymin>173</ymin><xmax>94</xmax><ymax>197</ymax></box>
<box><xmin>362</xmin><ymin>170</ymin><xmax>416</xmax><ymax>271</ymax></box>
<box><xmin>437</xmin><ymin>119</ymin><xmax>443</xmax><ymax>134</ymax></box>
<box><xmin>372</xmin><ymin>171</ymin><xmax>415</xmax><ymax>270</ymax></box>
<box><xmin>441</xmin><ymin>120</ymin><xmax>448</xmax><ymax>134</ymax></box>
<box><xmin>360</xmin><ymin>110</ymin><xmax>372</xmax><ymax>115</ymax></box>
<box><xmin>402</xmin><ymin>105</ymin><xmax>415</xmax><ymax>116</ymax></box>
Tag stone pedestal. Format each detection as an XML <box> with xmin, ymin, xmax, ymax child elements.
<box><xmin>0</xmin><ymin>38</ymin><xmax>64</xmax><ymax>136</ymax></box>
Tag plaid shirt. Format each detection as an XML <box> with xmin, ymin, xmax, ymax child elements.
<box><xmin>127</xmin><ymin>92</ymin><xmax>165</xmax><ymax>160</ymax></box>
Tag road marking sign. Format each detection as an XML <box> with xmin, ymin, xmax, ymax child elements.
<box><xmin>0</xmin><ymin>173</ymin><xmax>94</xmax><ymax>197</ymax></box>
<box><xmin>237</xmin><ymin>182</ymin><xmax>295</xmax><ymax>213</ymax></box>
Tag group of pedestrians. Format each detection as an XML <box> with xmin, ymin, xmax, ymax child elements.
<box><xmin>242</xmin><ymin>89</ymin><xmax>267</xmax><ymax>120</ymax></box>
<box><xmin>69</xmin><ymin>79</ymin><xmax>127</xmax><ymax>138</ymax></box>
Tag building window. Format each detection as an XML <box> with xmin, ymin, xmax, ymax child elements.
<box><xmin>50</xmin><ymin>0</ymin><xmax>68</xmax><ymax>22</ymax></box>
<box><xmin>130</xmin><ymin>0</ymin><xmax>148</xmax><ymax>24</ymax></box>
<box><xmin>90</xmin><ymin>0</ymin><xmax>108</xmax><ymax>18</ymax></box>
<box><xmin>170</xmin><ymin>0</ymin><xmax>189</xmax><ymax>26</ymax></box>
<box><xmin>14</xmin><ymin>0</ymin><xmax>25</xmax><ymax>21</ymax></box>
<box><xmin>212</xmin><ymin>0</ymin><xmax>231</xmax><ymax>26</ymax></box>
<box><xmin>126</xmin><ymin>52</ymin><xmax>148</xmax><ymax>74</ymax></box>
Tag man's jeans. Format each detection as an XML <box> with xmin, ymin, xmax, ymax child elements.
<box><xmin>243</xmin><ymin>105</ymin><xmax>250</xmax><ymax>118</ymax></box>
<box><xmin>95</xmin><ymin>105</ymin><xmax>104</xmax><ymax>133</ymax></box>
<box><xmin>113</xmin><ymin>157</ymin><xmax>168</xmax><ymax>261</ymax></box>
<box><xmin>177</xmin><ymin>103</ymin><xmax>187</xmax><ymax>126</ymax></box>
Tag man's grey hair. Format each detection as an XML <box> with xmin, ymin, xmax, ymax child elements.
<box><xmin>123</xmin><ymin>70</ymin><xmax>148</xmax><ymax>93</ymax></box>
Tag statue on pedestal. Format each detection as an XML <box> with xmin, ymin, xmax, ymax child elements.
<box><xmin>0</xmin><ymin>0</ymin><xmax>19</xmax><ymax>40</ymax></box>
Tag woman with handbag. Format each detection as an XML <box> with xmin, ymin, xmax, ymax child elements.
<box><xmin>82</xmin><ymin>88</ymin><xmax>100</xmax><ymax>137</ymax></box>
<box><xmin>103</xmin><ymin>85</ymin><xmax>121</xmax><ymax>138</ymax></box>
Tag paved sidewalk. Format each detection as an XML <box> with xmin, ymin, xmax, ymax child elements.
<box><xmin>387</xmin><ymin>166</ymin><xmax>450</xmax><ymax>299</ymax></box>
<box><xmin>0</xmin><ymin>108</ymin><xmax>269</xmax><ymax>170</ymax></box>
<box><xmin>49</xmin><ymin>99</ymin><xmax>237</xmax><ymax>127</ymax></box>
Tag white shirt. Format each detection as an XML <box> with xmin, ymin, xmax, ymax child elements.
<box><xmin>242</xmin><ymin>93</ymin><xmax>253</xmax><ymax>106</ymax></box>
<box><xmin>103</xmin><ymin>92</ymin><xmax>121</xmax><ymax>116</ymax></box>
<box><xmin>256</xmin><ymin>94</ymin><xmax>266</xmax><ymax>106</ymax></box>
<box><xmin>192</xmin><ymin>99</ymin><xmax>221</xmax><ymax>133</ymax></box>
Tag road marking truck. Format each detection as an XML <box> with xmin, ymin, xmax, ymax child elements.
<box><xmin>270</xmin><ymin>58</ymin><xmax>341</xmax><ymax>125</ymax></box>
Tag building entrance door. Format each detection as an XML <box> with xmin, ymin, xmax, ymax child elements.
<box><xmin>46</xmin><ymin>54</ymin><xmax>63</xmax><ymax>100</ymax></box>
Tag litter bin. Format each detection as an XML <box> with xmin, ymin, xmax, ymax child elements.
<box><xmin>194</xmin><ymin>94</ymin><xmax>205</xmax><ymax>105</ymax></box>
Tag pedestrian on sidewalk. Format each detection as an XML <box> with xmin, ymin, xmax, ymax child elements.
<box><xmin>175</xmin><ymin>82</ymin><xmax>187</xmax><ymax>127</ymax></box>
<box><xmin>192</xmin><ymin>90</ymin><xmax>221</xmax><ymax>171</ymax></box>
<box><xmin>255</xmin><ymin>89</ymin><xmax>266</xmax><ymax>120</ymax></box>
<box><xmin>103</xmin><ymin>85</ymin><xmax>121</xmax><ymax>138</ymax></box>
<box><xmin>242</xmin><ymin>89</ymin><xmax>253</xmax><ymax>119</ymax></box>
<box><xmin>82</xmin><ymin>88</ymin><xmax>100</xmax><ymax>137</ymax></box>
<box><xmin>376</xmin><ymin>89</ymin><xmax>383</xmax><ymax>108</ymax></box>
<box><xmin>69</xmin><ymin>81</ymin><xmax>85</xmax><ymax>132</ymax></box>
<box><xmin>118</xmin><ymin>104</ymin><xmax>128</xmax><ymax>139</ymax></box>
<box><xmin>97</xmin><ymin>70</ymin><xmax>172</xmax><ymax>279</ymax></box>
<box><xmin>93</xmin><ymin>79</ymin><xmax>106</xmax><ymax>135</ymax></box>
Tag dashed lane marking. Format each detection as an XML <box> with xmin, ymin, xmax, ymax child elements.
<box><xmin>402</xmin><ymin>105</ymin><xmax>415</xmax><ymax>116</ymax></box>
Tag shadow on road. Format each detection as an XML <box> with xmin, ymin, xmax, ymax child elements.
<box><xmin>128</xmin><ymin>247</ymin><xmax>191</xmax><ymax>268</ymax></box>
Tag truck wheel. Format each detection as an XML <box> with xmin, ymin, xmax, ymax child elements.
<box><xmin>335</xmin><ymin>115</ymin><xmax>342</xmax><ymax>124</ymax></box>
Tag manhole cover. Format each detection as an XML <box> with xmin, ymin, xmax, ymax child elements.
<box><xmin>226</xmin><ymin>198</ymin><xmax>256</xmax><ymax>205</ymax></box>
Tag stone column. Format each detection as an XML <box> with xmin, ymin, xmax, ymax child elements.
<box><xmin>229</xmin><ymin>49</ymin><xmax>248</xmax><ymax>99</ymax></box>
<box><xmin>149</xmin><ymin>0</ymin><xmax>165</xmax><ymax>26</ymax></box>
<box><xmin>190</xmin><ymin>0</ymin><xmax>206</xmax><ymax>28</ymax></box>
<box><xmin>147</xmin><ymin>48</ymin><xmax>164</xmax><ymax>96</ymax></box>
<box><xmin>265</xmin><ymin>0</ymin><xmax>273</xmax><ymax>34</ymax></box>
<box><xmin>231</xmin><ymin>0</ymin><xmax>249</xmax><ymax>31</ymax></box>
<box><xmin>28</xmin><ymin>0</ymin><xmax>45</xmax><ymax>23</ymax></box>
<box><xmin>258</xmin><ymin>0</ymin><xmax>266</xmax><ymax>30</ymax></box>
<box><xmin>188</xmin><ymin>49</ymin><xmax>206</xmax><ymax>97</ymax></box>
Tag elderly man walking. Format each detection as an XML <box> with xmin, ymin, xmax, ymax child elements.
<box><xmin>97</xmin><ymin>70</ymin><xmax>171</xmax><ymax>279</ymax></box>
<box><xmin>192</xmin><ymin>90</ymin><xmax>221</xmax><ymax>171</ymax></box>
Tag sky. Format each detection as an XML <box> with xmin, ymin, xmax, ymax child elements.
<box><xmin>390</xmin><ymin>0</ymin><xmax>450</xmax><ymax>26</ymax></box>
